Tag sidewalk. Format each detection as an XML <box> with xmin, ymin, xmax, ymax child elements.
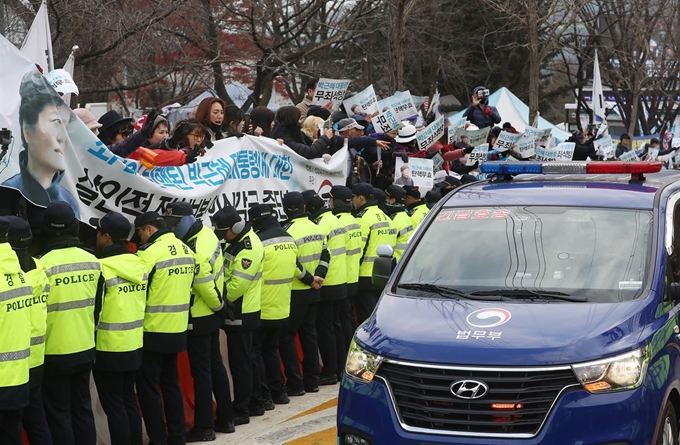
<box><xmin>214</xmin><ymin>383</ymin><xmax>338</xmax><ymax>445</ymax></box>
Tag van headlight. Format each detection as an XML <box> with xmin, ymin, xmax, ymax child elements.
<box><xmin>345</xmin><ymin>339</ymin><xmax>383</xmax><ymax>382</ymax></box>
<box><xmin>572</xmin><ymin>346</ymin><xmax>649</xmax><ymax>393</ymax></box>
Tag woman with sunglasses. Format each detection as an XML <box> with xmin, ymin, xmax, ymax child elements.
<box><xmin>96</xmin><ymin>109</ymin><xmax>160</xmax><ymax>158</ymax></box>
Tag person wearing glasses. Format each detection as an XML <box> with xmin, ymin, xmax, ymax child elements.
<box><xmin>96</xmin><ymin>109</ymin><xmax>160</xmax><ymax>159</ymax></box>
<box><xmin>128</xmin><ymin>119</ymin><xmax>206</xmax><ymax>167</ymax></box>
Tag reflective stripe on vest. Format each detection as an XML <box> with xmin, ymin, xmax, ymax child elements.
<box><xmin>47</xmin><ymin>298</ymin><xmax>95</xmax><ymax>312</ymax></box>
<box><xmin>264</xmin><ymin>278</ymin><xmax>294</xmax><ymax>285</ymax></box>
<box><xmin>31</xmin><ymin>335</ymin><xmax>45</xmax><ymax>346</ymax></box>
<box><xmin>0</xmin><ymin>348</ymin><xmax>30</xmax><ymax>362</ymax></box>
<box><xmin>330</xmin><ymin>247</ymin><xmax>346</xmax><ymax>256</ymax></box>
<box><xmin>262</xmin><ymin>236</ymin><xmax>295</xmax><ymax>247</ymax></box>
<box><xmin>45</xmin><ymin>262</ymin><xmax>100</xmax><ymax>276</ymax></box>
<box><xmin>0</xmin><ymin>286</ymin><xmax>32</xmax><ymax>302</ymax></box>
<box><xmin>295</xmin><ymin>234</ymin><xmax>324</xmax><ymax>246</ymax></box>
<box><xmin>298</xmin><ymin>252</ymin><xmax>322</xmax><ymax>263</ymax></box>
<box><xmin>146</xmin><ymin>303</ymin><xmax>191</xmax><ymax>313</ymax></box>
<box><xmin>98</xmin><ymin>319</ymin><xmax>145</xmax><ymax>331</ymax></box>
<box><xmin>156</xmin><ymin>257</ymin><xmax>195</xmax><ymax>269</ymax></box>
<box><xmin>105</xmin><ymin>274</ymin><xmax>149</xmax><ymax>287</ymax></box>
<box><xmin>398</xmin><ymin>226</ymin><xmax>414</xmax><ymax>237</ymax></box>
<box><xmin>232</xmin><ymin>270</ymin><xmax>262</xmax><ymax>281</ymax></box>
<box><xmin>193</xmin><ymin>274</ymin><xmax>214</xmax><ymax>285</ymax></box>
<box><xmin>346</xmin><ymin>248</ymin><xmax>362</xmax><ymax>256</ymax></box>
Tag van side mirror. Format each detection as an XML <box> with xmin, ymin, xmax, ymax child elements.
<box><xmin>372</xmin><ymin>244</ymin><xmax>394</xmax><ymax>289</ymax></box>
<box><xmin>670</xmin><ymin>283</ymin><xmax>680</xmax><ymax>302</ymax></box>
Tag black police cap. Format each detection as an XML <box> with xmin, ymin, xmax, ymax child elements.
<box><xmin>44</xmin><ymin>202</ymin><xmax>76</xmax><ymax>231</ymax></box>
<box><xmin>248</xmin><ymin>204</ymin><xmax>275</xmax><ymax>221</ymax></box>
<box><xmin>6</xmin><ymin>216</ymin><xmax>31</xmax><ymax>248</ymax></box>
<box><xmin>165</xmin><ymin>201</ymin><xmax>194</xmax><ymax>218</ymax></box>
<box><xmin>282</xmin><ymin>192</ymin><xmax>305</xmax><ymax>211</ymax></box>
<box><xmin>301</xmin><ymin>190</ymin><xmax>319</xmax><ymax>204</ymax></box>
<box><xmin>211</xmin><ymin>207</ymin><xmax>241</xmax><ymax>232</ymax></box>
<box><xmin>352</xmin><ymin>182</ymin><xmax>374</xmax><ymax>198</ymax></box>
<box><xmin>385</xmin><ymin>185</ymin><xmax>407</xmax><ymax>201</ymax></box>
<box><xmin>90</xmin><ymin>211</ymin><xmax>131</xmax><ymax>241</ymax></box>
<box><xmin>134</xmin><ymin>211</ymin><xmax>165</xmax><ymax>230</ymax></box>
<box><xmin>322</xmin><ymin>185</ymin><xmax>352</xmax><ymax>202</ymax></box>
<box><xmin>0</xmin><ymin>216</ymin><xmax>9</xmax><ymax>240</ymax></box>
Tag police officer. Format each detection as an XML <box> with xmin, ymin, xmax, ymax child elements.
<box><xmin>303</xmin><ymin>190</ymin><xmax>347</xmax><ymax>384</ymax></box>
<box><xmin>249</xmin><ymin>204</ymin><xmax>303</xmax><ymax>407</ymax></box>
<box><xmin>211</xmin><ymin>206</ymin><xmax>264</xmax><ymax>425</ymax></box>
<box><xmin>89</xmin><ymin>211</ymin><xmax>147</xmax><ymax>445</ymax></box>
<box><xmin>164</xmin><ymin>202</ymin><xmax>235</xmax><ymax>440</ymax></box>
<box><xmin>134</xmin><ymin>211</ymin><xmax>195</xmax><ymax>445</ymax></box>
<box><xmin>280</xmin><ymin>192</ymin><xmax>329</xmax><ymax>395</ymax></box>
<box><xmin>6</xmin><ymin>216</ymin><xmax>52</xmax><ymax>445</ymax></box>
<box><xmin>0</xmin><ymin>216</ymin><xmax>32</xmax><ymax>445</ymax></box>
<box><xmin>323</xmin><ymin>186</ymin><xmax>362</xmax><ymax>348</ymax></box>
<box><xmin>404</xmin><ymin>185</ymin><xmax>429</xmax><ymax>228</ymax></box>
<box><xmin>39</xmin><ymin>202</ymin><xmax>103</xmax><ymax>445</ymax></box>
<box><xmin>384</xmin><ymin>185</ymin><xmax>414</xmax><ymax>262</ymax></box>
<box><xmin>425</xmin><ymin>189</ymin><xmax>442</xmax><ymax>209</ymax></box>
<box><xmin>351</xmin><ymin>183</ymin><xmax>396</xmax><ymax>322</ymax></box>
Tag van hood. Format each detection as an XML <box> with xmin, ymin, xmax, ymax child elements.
<box><xmin>356</xmin><ymin>294</ymin><xmax>650</xmax><ymax>366</ymax></box>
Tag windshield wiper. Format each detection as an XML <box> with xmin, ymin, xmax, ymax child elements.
<box><xmin>398</xmin><ymin>283</ymin><xmax>503</xmax><ymax>301</ymax></box>
<box><xmin>470</xmin><ymin>288</ymin><xmax>587</xmax><ymax>302</ymax></box>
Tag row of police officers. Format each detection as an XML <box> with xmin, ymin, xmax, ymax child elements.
<box><xmin>0</xmin><ymin>181</ymin><xmax>432</xmax><ymax>445</ymax></box>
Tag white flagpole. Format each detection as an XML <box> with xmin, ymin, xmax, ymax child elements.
<box><xmin>61</xmin><ymin>45</ymin><xmax>78</xmax><ymax>106</ymax></box>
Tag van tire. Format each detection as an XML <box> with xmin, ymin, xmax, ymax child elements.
<box><xmin>657</xmin><ymin>402</ymin><xmax>678</xmax><ymax>445</ymax></box>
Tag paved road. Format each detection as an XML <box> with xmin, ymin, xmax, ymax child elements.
<box><xmin>213</xmin><ymin>383</ymin><xmax>338</xmax><ymax>445</ymax></box>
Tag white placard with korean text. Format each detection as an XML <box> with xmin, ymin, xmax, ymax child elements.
<box><xmin>493</xmin><ymin>131</ymin><xmax>522</xmax><ymax>153</ymax></box>
<box><xmin>311</xmin><ymin>78</ymin><xmax>351</xmax><ymax>106</ymax></box>
<box><xmin>416</xmin><ymin>116</ymin><xmax>445</xmax><ymax>151</ymax></box>
<box><xmin>342</xmin><ymin>84</ymin><xmax>379</xmax><ymax>117</ymax></box>
<box><xmin>467</xmin><ymin>144</ymin><xmax>489</xmax><ymax>166</ymax></box>
<box><xmin>394</xmin><ymin>157</ymin><xmax>434</xmax><ymax>190</ymax></box>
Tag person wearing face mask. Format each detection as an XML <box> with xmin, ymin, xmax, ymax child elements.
<box><xmin>3</xmin><ymin>71</ymin><xmax>80</xmax><ymax>216</ymax></box>
<box><xmin>195</xmin><ymin>97</ymin><xmax>226</xmax><ymax>142</ymax></box>
<box><xmin>163</xmin><ymin>202</ymin><xmax>236</xmax><ymax>441</ymax></box>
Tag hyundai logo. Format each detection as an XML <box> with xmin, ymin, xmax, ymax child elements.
<box><xmin>450</xmin><ymin>380</ymin><xmax>489</xmax><ymax>399</ymax></box>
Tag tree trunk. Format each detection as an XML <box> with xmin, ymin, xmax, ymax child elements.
<box><xmin>388</xmin><ymin>0</ymin><xmax>407</xmax><ymax>92</ymax></box>
<box><xmin>201</xmin><ymin>0</ymin><xmax>232</xmax><ymax>104</ymax></box>
<box><xmin>259</xmin><ymin>72</ymin><xmax>275</xmax><ymax>109</ymax></box>
<box><xmin>527</xmin><ymin>4</ymin><xmax>540</xmax><ymax>125</ymax></box>
<box><xmin>628</xmin><ymin>91</ymin><xmax>639</xmax><ymax>136</ymax></box>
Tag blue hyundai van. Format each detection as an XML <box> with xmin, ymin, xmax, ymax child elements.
<box><xmin>337</xmin><ymin>161</ymin><xmax>680</xmax><ymax>445</ymax></box>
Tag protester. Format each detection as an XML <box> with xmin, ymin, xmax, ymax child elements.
<box><xmin>301</xmin><ymin>116</ymin><xmax>325</xmax><ymax>142</ymax></box>
<box><xmin>145</xmin><ymin>115</ymin><xmax>171</xmax><ymax>146</ymax></box>
<box><xmin>615</xmin><ymin>133</ymin><xmax>632</xmax><ymax>158</ymax></box>
<box><xmin>73</xmin><ymin>108</ymin><xmax>103</xmax><ymax>135</ymax></box>
<box><xmin>296</xmin><ymin>79</ymin><xmax>333</xmax><ymax>123</ymax></box>
<box><xmin>462</xmin><ymin>86</ymin><xmax>501</xmax><ymax>128</ymax></box>
<box><xmin>224</xmin><ymin>105</ymin><xmax>246</xmax><ymax>138</ymax></box>
<box><xmin>249</xmin><ymin>106</ymin><xmax>276</xmax><ymax>138</ymax></box>
<box><xmin>195</xmin><ymin>97</ymin><xmax>226</xmax><ymax>142</ymax></box>
<box><xmin>272</xmin><ymin>106</ymin><xmax>334</xmax><ymax>159</ymax></box>
<box><xmin>128</xmin><ymin>119</ymin><xmax>205</xmax><ymax>166</ymax></box>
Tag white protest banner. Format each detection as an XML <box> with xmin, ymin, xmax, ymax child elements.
<box><xmin>594</xmin><ymin>135</ymin><xmax>615</xmax><ymax>159</ymax></box>
<box><xmin>619</xmin><ymin>150</ymin><xmax>640</xmax><ymax>162</ymax></box>
<box><xmin>458</xmin><ymin>126</ymin><xmax>491</xmax><ymax>148</ymax></box>
<box><xmin>0</xmin><ymin>36</ymin><xmax>348</xmax><ymax>228</ymax></box>
<box><xmin>554</xmin><ymin>142</ymin><xmax>576</xmax><ymax>161</ymax></box>
<box><xmin>523</xmin><ymin>125</ymin><xmax>552</xmax><ymax>147</ymax></box>
<box><xmin>517</xmin><ymin>135</ymin><xmax>535</xmax><ymax>159</ymax></box>
<box><xmin>311</xmin><ymin>78</ymin><xmax>351</xmax><ymax>106</ymax></box>
<box><xmin>377</xmin><ymin>90</ymin><xmax>418</xmax><ymax>121</ymax></box>
<box><xmin>416</xmin><ymin>115</ymin><xmax>445</xmax><ymax>151</ymax></box>
<box><xmin>535</xmin><ymin>146</ymin><xmax>557</xmax><ymax>161</ymax></box>
<box><xmin>343</xmin><ymin>84</ymin><xmax>379</xmax><ymax>117</ymax></box>
<box><xmin>45</xmin><ymin>68</ymin><xmax>79</xmax><ymax>96</ymax></box>
<box><xmin>432</xmin><ymin>153</ymin><xmax>445</xmax><ymax>173</ymax></box>
<box><xmin>371</xmin><ymin>108</ymin><xmax>402</xmax><ymax>133</ymax></box>
<box><xmin>467</xmin><ymin>144</ymin><xmax>489</xmax><ymax>166</ymax></box>
<box><xmin>394</xmin><ymin>157</ymin><xmax>434</xmax><ymax>190</ymax></box>
<box><xmin>493</xmin><ymin>131</ymin><xmax>522</xmax><ymax>153</ymax></box>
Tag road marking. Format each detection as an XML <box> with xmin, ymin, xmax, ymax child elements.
<box><xmin>283</xmin><ymin>427</ymin><xmax>336</xmax><ymax>445</ymax></box>
<box><xmin>284</xmin><ymin>397</ymin><xmax>338</xmax><ymax>423</ymax></box>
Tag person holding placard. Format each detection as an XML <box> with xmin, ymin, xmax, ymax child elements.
<box><xmin>567</xmin><ymin>130</ymin><xmax>599</xmax><ymax>161</ymax></box>
<box><xmin>462</xmin><ymin>86</ymin><xmax>501</xmax><ymax>129</ymax></box>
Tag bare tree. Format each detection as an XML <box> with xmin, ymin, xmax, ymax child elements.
<box><xmin>484</xmin><ymin>0</ymin><xmax>588</xmax><ymax>123</ymax></box>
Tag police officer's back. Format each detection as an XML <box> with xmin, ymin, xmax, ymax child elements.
<box><xmin>134</xmin><ymin>211</ymin><xmax>195</xmax><ymax>445</ymax></box>
<box><xmin>280</xmin><ymin>192</ymin><xmax>329</xmax><ymax>395</ymax></box>
<box><xmin>324</xmin><ymin>185</ymin><xmax>362</xmax><ymax>346</ymax></box>
<box><xmin>249</xmin><ymin>204</ymin><xmax>301</xmax><ymax>405</ymax></box>
<box><xmin>351</xmin><ymin>183</ymin><xmax>396</xmax><ymax>322</ymax></box>
<box><xmin>6</xmin><ymin>216</ymin><xmax>52</xmax><ymax>445</ymax></box>
<box><xmin>164</xmin><ymin>201</ymin><xmax>235</xmax><ymax>439</ymax></box>
<box><xmin>0</xmin><ymin>216</ymin><xmax>32</xmax><ymax>445</ymax></box>
<box><xmin>89</xmin><ymin>211</ymin><xmax>147</xmax><ymax>445</ymax></box>
<box><xmin>39</xmin><ymin>202</ymin><xmax>103</xmax><ymax>445</ymax></box>
<box><xmin>385</xmin><ymin>185</ymin><xmax>414</xmax><ymax>262</ymax></box>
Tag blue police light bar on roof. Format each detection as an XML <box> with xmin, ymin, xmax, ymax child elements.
<box><xmin>479</xmin><ymin>161</ymin><xmax>663</xmax><ymax>175</ymax></box>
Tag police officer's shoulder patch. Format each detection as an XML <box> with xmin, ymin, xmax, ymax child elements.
<box><xmin>241</xmin><ymin>258</ymin><xmax>252</xmax><ymax>269</ymax></box>
<box><xmin>355</xmin><ymin>209</ymin><xmax>367</xmax><ymax>218</ymax></box>
<box><xmin>243</xmin><ymin>237</ymin><xmax>252</xmax><ymax>249</ymax></box>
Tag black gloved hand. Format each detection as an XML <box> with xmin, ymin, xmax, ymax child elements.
<box><xmin>463</xmin><ymin>144</ymin><xmax>475</xmax><ymax>154</ymax></box>
<box><xmin>141</xmin><ymin>109</ymin><xmax>159</xmax><ymax>139</ymax></box>
<box><xmin>400</xmin><ymin>153</ymin><xmax>409</xmax><ymax>163</ymax></box>
<box><xmin>182</xmin><ymin>144</ymin><xmax>203</xmax><ymax>164</ymax></box>
<box><xmin>204</xmin><ymin>131</ymin><xmax>214</xmax><ymax>149</ymax></box>
<box><xmin>215</xmin><ymin>300</ymin><xmax>236</xmax><ymax>321</ymax></box>
<box><xmin>168</xmin><ymin>121</ymin><xmax>190</xmax><ymax>149</ymax></box>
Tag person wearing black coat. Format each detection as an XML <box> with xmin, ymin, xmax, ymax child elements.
<box><xmin>272</xmin><ymin>106</ymin><xmax>333</xmax><ymax>159</ymax></box>
<box><xmin>568</xmin><ymin>131</ymin><xmax>600</xmax><ymax>161</ymax></box>
<box><xmin>462</xmin><ymin>86</ymin><xmax>501</xmax><ymax>129</ymax></box>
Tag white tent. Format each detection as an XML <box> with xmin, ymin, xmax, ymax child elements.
<box><xmin>447</xmin><ymin>87</ymin><xmax>571</xmax><ymax>141</ymax></box>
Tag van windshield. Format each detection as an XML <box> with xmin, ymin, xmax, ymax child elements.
<box><xmin>396</xmin><ymin>206</ymin><xmax>654</xmax><ymax>302</ymax></box>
